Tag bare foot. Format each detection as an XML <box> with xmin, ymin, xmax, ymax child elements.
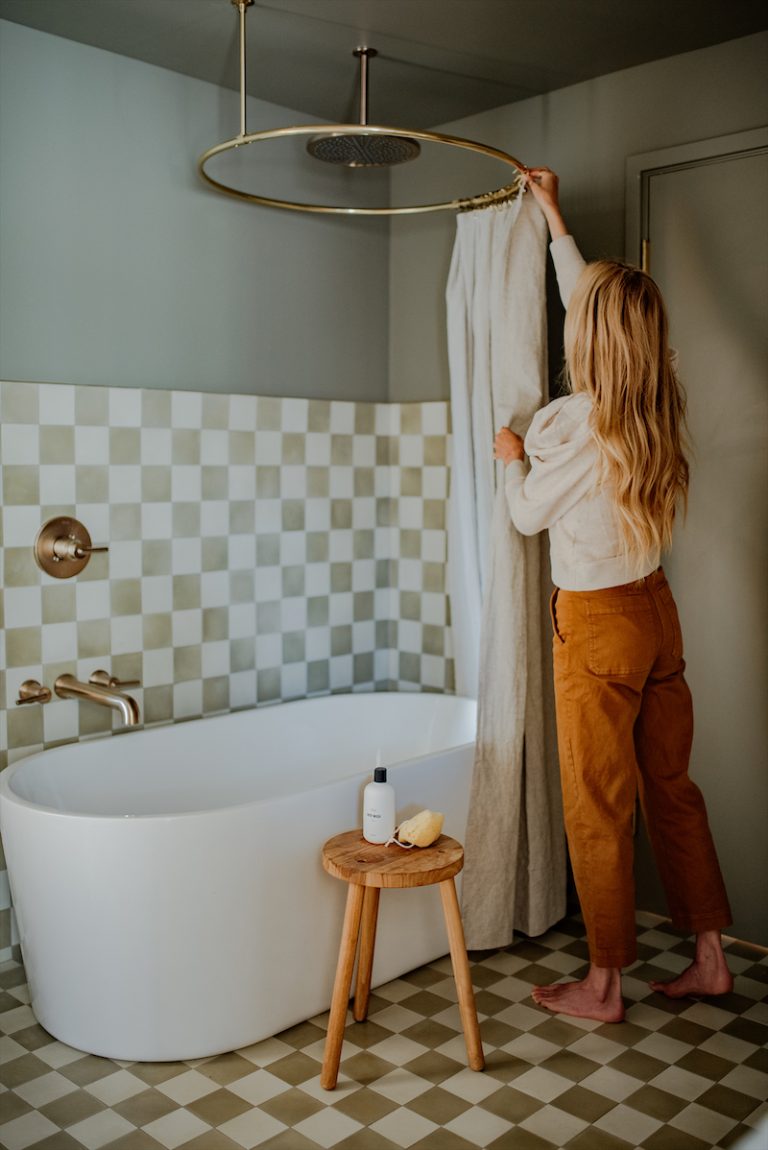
<box><xmin>532</xmin><ymin>965</ymin><xmax>625</xmax><ymax>1022</ymax></box>
<box><xmin>650</xmin><ymin>929</ymin><xmax>733</xmax><ymax>999</ymax></box>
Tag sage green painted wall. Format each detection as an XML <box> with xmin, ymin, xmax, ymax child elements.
<box><xmin>388</xmin><ymin>32</ymin><xmax>768</xmax><ymax>402</ymax></box>
<box><xmin>0</xmin><ymin>20</ymin><xmax>390</xmax><ymax>401</ymax></box>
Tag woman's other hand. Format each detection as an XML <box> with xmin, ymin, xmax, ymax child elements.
<box><xmin>522</xmin><ymin>167</ymin><xmax>568</xmax><ymax>240</ymax></box>
<box><xmin>494</xmin><ymin>428</ymin><xmax>525</xmax><ymax>465</ymax></box>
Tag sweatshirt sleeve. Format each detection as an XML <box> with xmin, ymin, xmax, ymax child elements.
<box><xmin>550</xmin><ymin>234</ymin><xmax>586</xmax><ymax>309</ymax></box>
<box><xmin>505</xmin><ymin>394</ymin><xmax>596</xmax><ymax>535</ymax></box>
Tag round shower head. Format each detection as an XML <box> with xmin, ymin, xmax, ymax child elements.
<box><xmin>307</xmin><ymin>47</ymin><xmax>421</xmax><ymax>168</ymax></box>
<box><xmin>306</xmin><ymin>131</ymin><xmax>421</xmax><ymax>167</ymax></box>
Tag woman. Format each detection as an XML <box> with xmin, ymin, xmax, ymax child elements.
<box><xmin>494</xmin><ymin>168</ymin><xmax>733</xmax><ymax>1022</ymax></box>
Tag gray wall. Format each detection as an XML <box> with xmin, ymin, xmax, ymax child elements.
<box><xmin>3</xmin><ymin>23</ymin><xmax>764</xmax><ymax>403</ymax></box>
<box><xmin>0</xmin><ymin>20</ymin><xmax>390</xmax><ymax>401</ymax></box>
<box><xmin>388</xmin><ymin>32</ymin><xmax>768</xmax><ymax>402</ymax></box>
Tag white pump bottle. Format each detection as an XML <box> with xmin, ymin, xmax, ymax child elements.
<box><xmin>362</xmin><ymin>766</ymin><xmax>396</xmax><ymax>844</ymax></box>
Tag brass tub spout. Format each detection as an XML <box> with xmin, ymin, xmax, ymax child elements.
<box><xmin>54</xmin><ymin>673</ymin><xmax>141</xmax><ymax>728</ymax></box>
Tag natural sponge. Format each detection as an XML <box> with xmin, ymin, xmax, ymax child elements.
<box><xmin>395</xmin><ymin>809</ymin><xmax>444</xmax><ymax>848</ymax></box>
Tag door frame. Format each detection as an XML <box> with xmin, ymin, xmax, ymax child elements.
<box><xmin>625</xmin><ymin>126</ymin><xmax>768</xmax><ymax>270</ymax></box>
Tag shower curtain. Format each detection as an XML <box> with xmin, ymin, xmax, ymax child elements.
<box><xmin>446</xmin><ymin>192</ymin><xmax>566</xmax><ymax>948</ymax></box>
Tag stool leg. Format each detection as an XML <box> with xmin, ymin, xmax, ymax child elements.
<box><xmin>321</xmin><ymin>883</ymin><xmax>364</xmax><ymax>1090</ymax></box>
<box><xmin>354</xmin><ymin>886</ymin><xmax>380</xmax><ymax>1022</ymax></box>
<box><xmin>439</xmin><ymin>878</ymin><xmax>485</xmax><ymax>1071</ymax></box>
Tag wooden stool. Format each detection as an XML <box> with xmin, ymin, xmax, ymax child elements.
<box><xmin>320</xmin><ymin>829</ymin><xmax>484</xmax><ymax>1090</ymax></box>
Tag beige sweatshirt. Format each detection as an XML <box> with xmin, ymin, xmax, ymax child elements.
<box><xmin>504</xmin><ymin>235</ymin><xmax>660</xmax><ymax>591</ymax></box>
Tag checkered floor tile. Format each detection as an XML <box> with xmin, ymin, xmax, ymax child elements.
<box><xmin>1</xmin><ymin>913</ymin><xmax>766</xmax><ymax>1150</ymax></box>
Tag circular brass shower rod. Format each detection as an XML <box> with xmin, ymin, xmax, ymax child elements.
<box><xmin>197</xmin><ymin>0</ymin><xmax>527</xmax><ymax>216</ymax></box>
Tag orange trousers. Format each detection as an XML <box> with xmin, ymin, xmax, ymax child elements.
<box><xmin>551</xmin><ymin>568</ymin><xmax>731</xmax><ymax>968</ymax></box>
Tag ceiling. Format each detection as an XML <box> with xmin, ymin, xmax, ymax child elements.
<box><xmin>1</xmin><ymin>0</ymin><xmax>765</xmax><ymax>127</ymax></box>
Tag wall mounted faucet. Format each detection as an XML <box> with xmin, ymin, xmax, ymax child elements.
<box><xmin>54</xmin><ymin>671</ymin><xmax>141</xmax><ymax>728</ymax></box>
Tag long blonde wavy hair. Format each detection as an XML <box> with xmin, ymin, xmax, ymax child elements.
<box><xmin>564</xmin><ymin>259</ymin><xmax>689</xmax><ymax>573</ymax></box>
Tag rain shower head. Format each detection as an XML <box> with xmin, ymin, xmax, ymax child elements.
<box><xmin>306</xmin><ymin>131</ymin><xmax>421</xmax><ymax>167</ymax></box>
<box><xmin>306</xmin><ymin>48</ymin><xmax>421</xmax><ymax>168</ymax></box>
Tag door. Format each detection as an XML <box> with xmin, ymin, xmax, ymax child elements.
<box><xmin>627</xmin><ymin>132</ymin><xmax>768</xmax><ymax>946</ymax></box>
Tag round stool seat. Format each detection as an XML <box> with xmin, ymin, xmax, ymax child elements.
<box><xmin>322</xmin><ymin>830</ymin><xmax>464</xmax><ymax>889</ymax></box>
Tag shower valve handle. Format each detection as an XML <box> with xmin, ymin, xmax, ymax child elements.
<box><xmin>52</xmin><ymin>538</ymin><xmax>109</xmax><ymax>561</ymax></box>
<box><xmin>16</xmin><ymin>680</ymin><xmax>52</xmax><ymax>706</ymax></box>
<box><xmin>34</xmin><ymin>516</ymin><xmax>109</xmax><ymax>579</ymax></box>
<box><xmin>89</xmin><ymin>670</ymin><xmax>142</xmax><ymax>690</ymax></box>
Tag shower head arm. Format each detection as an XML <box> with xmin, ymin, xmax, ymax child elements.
<box><xmin>353</xmin><ymin>47</ymin><xmax>377</xmax><ymax>127</ymax></box>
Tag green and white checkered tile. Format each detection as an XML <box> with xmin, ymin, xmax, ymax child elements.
<box><xmin>0</xmin><ymin>382</ymin><xmax>453</xmax><ymax>771</ymax></box>
<box><xmin>2</xmin><ymin>912</ymin><xmax>766</xmax><ymax>1150</ymax></box>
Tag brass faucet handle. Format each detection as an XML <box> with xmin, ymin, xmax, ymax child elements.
<box><xmin>34</xmin><ymin>516</ymin><xmax>109</xmax><ymax>579</ymax></box>
<box><xmin>89</xmin><ymin>670</ymin><xmax>141</xmax><ymax>690</ymax></box>
<box><xmin>16</xmin><ymin>680</ymin><xmax>52</xmax><ymax>706</ymax></box>
<box><xmin>53</xmin><ymin>539</ymin><xmax>109</xmax><ymax>561</ymax></box>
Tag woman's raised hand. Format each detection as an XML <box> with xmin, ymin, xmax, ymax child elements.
<box><xmin>522</xmin><ymin>167</ymin><xmax>568</xmax><ymax>240</ymax></box>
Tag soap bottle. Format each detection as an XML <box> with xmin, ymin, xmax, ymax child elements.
<box><xmin>362</xmin><ymin>766</ymin><xmax>396</xmax><ymax>844</ymax></box>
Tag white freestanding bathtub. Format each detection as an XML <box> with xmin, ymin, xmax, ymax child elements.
<box><xmin>0</xmin><ymin>692</ymin><xmax>477</xmax><ymax>1061</ymax></box>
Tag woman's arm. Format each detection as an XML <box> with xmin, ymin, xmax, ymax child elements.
<box><xmin>496</xmin><ymin>392</ymin><xmax>597</xmax><ymax>536</ymax></box>
<box><xmin>524</xmin><ymin>167</ymin><xmax>586</xmax><ymax>307</ymax></box>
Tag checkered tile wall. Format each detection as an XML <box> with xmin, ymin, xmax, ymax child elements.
<box><xmin>0</xmin><ymin>380</ymin><xmax>454</xmax><ymax>960</ymax></box>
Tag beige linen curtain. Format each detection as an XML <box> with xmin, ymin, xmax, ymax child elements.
<box><xmin>446</xmin><ymin>192</ymin><xmax>566</xmax><ymax>948</ymax></box>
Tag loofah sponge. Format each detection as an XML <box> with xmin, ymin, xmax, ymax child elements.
<box><xmin>395</xmin><ymin>809</ymin><xmax>444</xmax><ymax>848</ymax></box>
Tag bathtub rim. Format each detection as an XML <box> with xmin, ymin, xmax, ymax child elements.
<box><xmin>0</xmin><ymin>693</ymin><xmax>478</xmax><ymax>824</ymax></box>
